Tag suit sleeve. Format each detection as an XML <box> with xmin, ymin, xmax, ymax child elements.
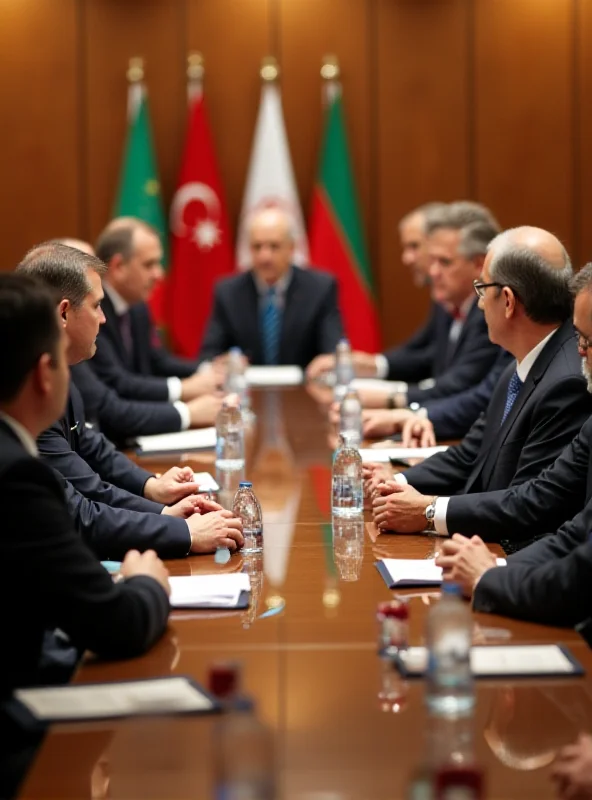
<box><xmin>446</xmin><ymin>416</ymin><xmax>591</xmax><ymax>541</ymax></box>
<box><xmin>143</xmin><ymin>307</ymin><xmax>197</xmax><ymax>377</ymax></box>
<box><xmin>76</xmin><ymin>424</ymin><xmax>155</xmax><ymax>498</ymax></box>
<box><xmin>71</xmin><ymin>363</ymin><xmax>182</xmax><ymax>438</ymax></box>
<box><xmin>198</xmin><ymin>285</ymin><xmax>232</xmax><ymax>362</ymax></box>
<box><xmin>383</xmin><ymin>307</ymin><xmax>438</xmax><ymax>381</ymax></box>
<box><xmin>5</xmin><ymin>460</ymin><xmax>169</xmax><ymax>658</ymax></box>
<box><xmin>91</xmin><ymin>333</ymin><xmax>171</xmax><ymax>402</ymax></box>
<box><xmin>473</xmin><ymin>510</ymin><xmax>592</xmax><ymax>627</ymax></box>
<box><xmin>317</xmin><ymin>277</ymin><xmax>344</xmax><ymax>355</ymax></box>
<box><xmin>403</xmin><ymin>414</ymin><xmax>488</xmax><ymax>496</ymax></box>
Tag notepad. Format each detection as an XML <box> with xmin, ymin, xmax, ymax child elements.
<box><xmin>246</xmin><ymin>365</ymin><xmax>303</xmax><ymax>386</ymax></box>
<box><xmin>169</xmin><ymin>573</ymin><xmax>251</xmax><ymax>608</ymax></box>
<box><xmin>192</xmin><ymin>472</ymin><xmax>220</xmax><ymax>493</ymax></box>
<box><xmin>398</xmin><ymin>645</ymin><xmax>584</xmax><ymax>678</ymax></box>
<box><xmin>376</xmin><ymin>557</ymin><xmax>507</xmax><ymax>588</ymax></box>
<box><xmin>13</xmin><ymin>677</ymin><xmax>217</xmax><ymax>722</ymax></box>
<box><xmin>136</xmin><ymin>427</ymin><xmax>217</xmax><ymax>454</ymax></box>
<box><xmin>359</xmin><ymin>446</ymin><xmax>448</xmax><ymax>464</ymax></box>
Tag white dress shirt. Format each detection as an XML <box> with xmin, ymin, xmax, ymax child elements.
<box><xmin>395</xmin><ymin>328</ymin><xmax>559</xmax><ymax>534</ymax></box>
<box><xmin>0</xmin><ymin>411</ymin><xmax>39</xmax><ymax>456</ymax></box>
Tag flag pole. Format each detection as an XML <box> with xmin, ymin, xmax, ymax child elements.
<box><xmin>187</xmin><ymin>51</ymin><xmax>204</xmax><ymax>105</ymax></box>
<box><xmin>126</xmin><ymin>57</ymin><xmax>145</xmax><ymax>120</ymax></box>
<box><xmin>321</xmin><ymin>54</ymin><xmax>341</xmax><ymax>106</ymax></box>
<box><xmin>260</xmin><ymin>55</ymin><xmax>279</xmax><ymax>82</ymax></box>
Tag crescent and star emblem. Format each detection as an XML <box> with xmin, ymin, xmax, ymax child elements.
<box><xmin>170</xmin><ymin>182</ymin><xmax>222</xmax><ymax>251</ymax></box>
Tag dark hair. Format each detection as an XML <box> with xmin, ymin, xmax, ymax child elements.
<box><xmin>16</xmin><ymin>242</ymin><xmax>106</xmax><ymax>308</ymax></box>
<box><xmin>0</xmin><ymin>273</ymin><xmax>61</xmax><ymax>403</ymax></box>
<box><xmin>95</xmin><ymin>218</ymin><xmax>159</xmax><ymax>264</ymax></box>
<box><xmin>490</xmin><ymin>246</ymin><xmax>573</xmax><ymax>325</ymax></box>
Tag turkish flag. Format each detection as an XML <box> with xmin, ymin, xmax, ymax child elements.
<box><xmin>168</xmin><ymin>94</ymin><xmax>233</xmax><ymax>357</ymax></box>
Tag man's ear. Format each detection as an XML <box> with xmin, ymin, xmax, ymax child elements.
<box><xmin>473</xmin><ymin>254</ymin><xmax>486</xmax><ymax>273</ymax></box>
<box><xmin>33</xmin><ymin>352</ymin><xmax>54</xmax><ymax>397</ymax></box>
<box><xmin>58</xmin><ymin>298</ymin><xmax>70</xmax><ymax>324</ymax></box>
<box><xmin>108</xmin><ymin>253</ymin><xmax>126</xmax><ymax>276</ymax></box>
<box><xmin>503</xmin><ymin>286</ymin><xmax>517</xmax><ymax>319</ymax></box>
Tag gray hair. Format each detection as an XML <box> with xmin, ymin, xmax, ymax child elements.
<box><xmin>95</xmin><ymin>217</ymin><xmax>159</xmax><ymax>265</ymax></box>
<box><xmin>426</xmin><ymin>201</ymin><xmax>501</xmax><ymax>259</ymax></box>
<box><xmin>569</xmin><ymin>263</ymin><xmax>592</xmax><ymax>297</ymax></box>
<box><xmin>399</xmin><ymin>202</ymin><xmax>448</xmax><ymax>233</ymax></box>
<box><xmin>488</xmin><ymin>232</ymin><xmax>573</xmax><ymax>325</ymax></box>
<box><xmin>17</xmin><ymin>242</ymin><xmax>106</xmax><ymax>309</ymax></box>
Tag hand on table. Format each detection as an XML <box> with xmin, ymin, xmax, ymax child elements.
<box><xmin>435</xmin><ymin>534</ymin><xmax>499</xmax><ymax>599</ymax></box>
<box><xmin>181</xmin><ymin>369</ymin><xmax>223</xmax><ymax>400</ymax></box>
<box><xmin>144</xmin><ymin>466</ymin><xmax>197</xmax><ymax>504</ymax></box>
<box><xmin>552</xmin><ymin>733</ymin><xmax>592</xmax><ymax>799</ymax></box>
<box><xmin>120</xmin><ymin>549</ymin><xmax>170</xmax><ymax>595</ymax></box>
<box><xmin>161</xmin><ymin>495</ymin><xmax>204</xmax><ymax>519</ymax></box>
<box><xmin>187</xmin><ymin>394</ymin><xmax>224</xmax><ymax>427</ymax></box>
<box><xmin>401</xmin><ymin>416</ymin><xmax>436</xmax><ymax>448</ymax></box>
<box><xmin>187</xmin><ymin>509</ymin><xmax>244</xmax><ymax>554</ymax></box>
<box><xmin>363</xmin><ymin>463</ymin><xmax>395</xmax><ymax>498</ymax></box>
<box><xmin>363</xmin><ymin>408</ymin><xmax>415</xmax><ymax>439</ymax></box>
<box><xmin>306</xmin><ymin>353</ymin><xmax>336</xmax><ymax>380</ymax></box>
<box><xmin>372</xmin><ymin>482</ymin><xmax>433</xmax><ymax>533</ymax></box>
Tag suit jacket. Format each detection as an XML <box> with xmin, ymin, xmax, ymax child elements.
<box><xmin>403</xmin><ymin>320</ymin><xmax>591</xmax><ymax>501</ymax></box>
<box><xmin>0</xmin><ymin>421</ymin><xmax>169</xmax><ymax>698</ymax></box>
<box><xmin>198</xmin><ymin>266</ymin><xmax>344</xmax><ymax>368</ymax></box>
<box><xmin>71</xmin><ymin>362</ymin><xmax>182</xmax><ymax>447</ymax></box>
<box><xmin>383</xmin><ymin>300</ymin><xmax>500</xmax><ymax>403</ymax></box>
<box><xmin>423</xmin><ymin>349</ymin><xmax>514</xmax><ymax>440</ymax></box>
<box><xmin>91</xmin><ymin>293</ymin><xmax>197</xmax><ymax>402</ymax></box>
<box><xmin>37</xmin><ymin>385</ymin><xmax>191</xmax><ymax>559</ymax></box>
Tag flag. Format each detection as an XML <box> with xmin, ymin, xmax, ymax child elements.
<box><xmin>236</xmin><ymin>82</ymin><xmax>308</xmax><ymax>269</ymax></box>
<box><xmin>114</xmin><ymin>85</ymin><xmax>168</xmax><ymax>325</ymax></box>
<box><xmin>309</xmin><ymin>94</ymin><xmax>381</xmax><ymax>351</ymax></box>
<box><xmin>168</xmin><ymin>94</ymin><xmax>233</xmax><ymax>357</ymax></box>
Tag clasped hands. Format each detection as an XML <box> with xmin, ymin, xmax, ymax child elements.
<box><xmin>365</xmin><ymin>465</ymin><xmax>432</xmax><ymax>533</ymax></box>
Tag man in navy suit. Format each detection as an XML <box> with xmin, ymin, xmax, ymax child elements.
<box><xmin>370</xmin><ymin>227</ymin><xmax>591</xmax><ymax>548</ymax></box>
<box><xmin>17</xmin><ymin>242</ymin><xmax>244</xmax><ymax>561</ymax></box>
<box><xmin>198</xmin><ymin>208</ymin><xmax>344</xmax><ymax>368</ymax></box>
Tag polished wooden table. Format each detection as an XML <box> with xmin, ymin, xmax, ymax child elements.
<box><xmin>20</xmin><ymin>388</ymin><xmax>591</xmax><ymax>799</ymax></box>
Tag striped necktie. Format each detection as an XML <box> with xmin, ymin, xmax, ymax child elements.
<box><xmin>261</xmin><ymin>287</ymin><xmax>281</xmax><ymax>365</ymax></box>
<box><xmin>501</xmin><ymin>371</ymin><xmax>523</xmax><ymax>425</ymax></box>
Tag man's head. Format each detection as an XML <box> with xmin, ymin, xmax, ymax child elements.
<box><xmin>95</xmin><ymin>218</ymin><xmax>163</xmax><ymax>304</ymax></box>
<box><xmin>17</xmin><ymin>243</ymin><xmax>107</xmax><ymax>365</ymax></box>
<box><xmin>0</xmin><ymin>273</ymin><xmax>69</xmax><ymax>435</ymax></box>
<box><xmin>50</xmin><ymin>238</ymin><xmax>96</xmax><ymax>257</ymax></box>
<box><xmin>569</xmin><ymin>263</ymin><xmax>592</xmax><ymax>390</ymax></box>
<box><xmin>476</xmin><ymin>227</ymin><xmax>573</xmax><ymax>355</ymax></box>
<box><xmin>247</xmin><ymin>208</ymin><xmax>295</xmax><ymax>286</ymax></box>
<box><xmin>427</xmin><ymin>201</ymin><xmax>501</xmax><ymax>308</ymax></box>
<box><xmin>398</xmin><ymin>202</ymin><xmax>447</xmax><ymax>288</ymax></box>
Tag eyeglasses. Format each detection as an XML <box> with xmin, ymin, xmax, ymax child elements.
<box><xmin>473</xmin><ymin>280</ymin><xmax>504</xmax><ymax>299</ymax></box>
<box><xmin>574</xmin><ymin>329</ymin><xmax>592</xmax><ymax>351</ymax></box>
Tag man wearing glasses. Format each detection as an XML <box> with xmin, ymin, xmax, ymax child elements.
<box><xmin>369</xmin><ymin>227</ymin><xmax>592</xmax><ymax>552</ymax></box>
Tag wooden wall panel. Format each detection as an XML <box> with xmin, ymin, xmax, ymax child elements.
<box><xmin>84</xmin><ymin>0</ymin><xmax>186</xmax><ymax>243</ymax></box>
<box><xmin>187</xmin><ymin>0</ymin><xmax>273</xmax><ymax>230</ymax></box>
<box><xmin>474</xmin><ymin>0</ymin><xmax>575</xmax><ymax>253</ymax></box>
<box><xmin>376</xmin><ymin>0</ymin><xmax>471</xmax><ymax>347</ymax></box>
<box><xmin>0</xmin><ymin>0</ymin><xmax>80</xmax><ymax>269</ymax></box>
<box><xmin>578</xmin><ymin>0</ymin><xmax>592</xmax><ymax>266</ymax></box>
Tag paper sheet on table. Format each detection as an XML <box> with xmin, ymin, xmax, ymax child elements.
<box><xmin>14</xmin><ymin>677</ymin><xmax>215</xmax><ymax>721</ymax></box>
<box><xmin>246</xmin><ymin>366</ymin><xmax>303</xmax><ymax>387</ymax></box>
<box><xmin>400</xmin><ymin>645</ymin><xmax>582</xmax><ymax>677</ymax></box>
<box><xmin>350</xmin><ymin>378</ymin><xmax>393</xmax><ymax>392</ymax></box>
<box><xmin>169</xmin><ymin>573</ymin><xmax>251</xmax><ymax>608</ymax></box>
<box><xmin>136</xmin><ymin>427</ymin><xmax>216</xmax><ymax>454</ymax></box>
<box><xmin>359</xmin><ymin>446</ymin><xmax>448</xmax><ymax>463</ymax></box>
<box><xmin>192</xmin><ymin>472</ymin><xmax>220</xmax><ymax>492</ymax></box>
<box><xmin>378</xmin><ymin>557</ymin><xmax>506</xmax><ymax>588</ymax></box>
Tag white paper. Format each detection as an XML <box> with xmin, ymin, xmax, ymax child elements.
<box><xmin>359</xmin><ymin>446</ymin><xmax>448</xmax><ymax>463</ymax></box>
<box><xmin>137</xmin><ymin>427</ymin><xmax>216</xmax><ymax>454</ymax></box>
<box><xmin>381</xmin><ymin>557</ymin><xmax>506</xmax><ymax>587</ymax></box>
<box><xmin>14</xmin><ymin>677</ymin><xmax>214</xmax><ymax>721</ymax></box>
<box><xmin>246</xmin><ymin>365</ymin><xmax>303</xmax><ymax>387</ymax></box>
<box><xmin>192</xmin><ymin>472</ymin><xmax>220</xmax><ymax>492</ymax></box>
<box><xmin>169</xmin><ymin>573</ymin><xmax>251</xmax><ymax>608</ymax></box>
<box><xmin>350</xmin><ymin>378</ymin><xmax>393</xmax><ymax>392</ymax></box>
<box><xmin>401</xmin><ymin>645</ymin><xmax>578</xmax><ymax>677</ymax></box>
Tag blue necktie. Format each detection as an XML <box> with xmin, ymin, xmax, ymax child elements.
<box><xmin>261</xmin><ymin>287</ymin><xmax>281</xmax><ymax>365</ymax></box>
<box><xmin>501</xmin><ymin>371</ymin><xmax>523</xmax><ymax>425</ymax></box>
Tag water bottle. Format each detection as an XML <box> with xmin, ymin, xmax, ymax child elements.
<box><xmin>225</xmin><ymin>347</ymin><xmax>252</xmax><ymax>420</ymax></box>
<box><xmin>339</xmin><ymin>388</ymin><xmax>362</xmax><ymax>449</ymax></box>
<box><xmin>334</xmin><ymin>338</ymin><xmax>354</xmax><ymax>402</ymax></box>
<box><xmin>331</xmin><ymin>434</ymin><xmax>363</xmax><ymax>518</ymax></box>
<box><xmin>232</xmin><ymin>481</ymin><xmax>263</xmax><ymax>554</ymax></box>
<box><xmin>425</xmin><ymin>583</ymin><xmax>474</xmax><ymax>717</ymax></box>
<box><xmin>215</xmin><ymin>401</ymin><xmax>245</xmax><ymax>498</ymax></box>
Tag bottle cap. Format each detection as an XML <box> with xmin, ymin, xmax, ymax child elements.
<box><xmin>229</xmin><ymin>347</ymin><xmax>243</xmax><ymax>355</ymax></box>
<box><xmin>377</xmin><ymin>601</ymin><xmax>409</xmax><ymax>620</ymax></box>
<box><xmin>442</xmin><ymin>582</ymin><xmax>462</xmax><ymax>596</ymax></box>
<box><xmin>239</xmin><ymin>481</ymin><xmax>252</xmax><ymax>488</ymax></box>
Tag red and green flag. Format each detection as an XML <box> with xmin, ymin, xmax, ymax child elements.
<box><xmin>309</xmin><ymin>95</ymin><xmax>381</xmax><ymax>351</ymax></box>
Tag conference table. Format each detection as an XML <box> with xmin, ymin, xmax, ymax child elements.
<box><xmin>19</xmin><ymin>387</ymin><xmax>592</xmax><ymax>799</ymax></box>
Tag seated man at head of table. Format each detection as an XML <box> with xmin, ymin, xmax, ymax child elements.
<box><xmin>17</xmin><ymin>242</ymin><xmax>243</xmax><ymax>561</ymax></box>
<box><xmin>0</xmin><ymin>274</ymin><xmax>170</xmax><ymax>798</ymax></box>
<box><xmin>90</xmin><ymin>217</ymin><xmax>222</xmax><ymax>417</ymax></box>
<box><xmin>309</xmin><ymin>201</ymin><xmax>502</xmax><ymax>406</ymax></box>
<box><xmin>369</xmin><ymin>226</ymin><xmax>592</xmax><ymax>551</ymax></box>
<box><xmin>198</xmin><ymin>207</ymin><xmax>344</xmax><ymax>369</ymax></box>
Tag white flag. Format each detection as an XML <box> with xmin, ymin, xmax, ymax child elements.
<box><xmin>236</xmin><ymin>82</ymin><xmax>309</xmax><ymax>269</ymax></box>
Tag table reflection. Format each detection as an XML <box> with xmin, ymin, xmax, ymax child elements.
<box><xmin>332</xmin><ymin>516</ymin><xmax>365</xmax><ymax>582</ymax></box>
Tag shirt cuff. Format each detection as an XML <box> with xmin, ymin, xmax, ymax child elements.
<box><xmin>167</xmin><ymin>376</ymin><xmax>182</xmax><ymax>402</ymax></box>
<box><xmin>375</xmin><ymin>354</ymin><xmax>389</xmax><ymax>379</ymax></box>
<box><xmin>173</xmin><ymin>401</ymin><xmax>191</xmax><ymax>430</ymax></box>
<box><xmin>394</xmin><ymin>473</ymin><xmax>408</xmax><ymax>485</ymax></box>
<box><xmin>434</xmin><ymin>496</ymin><xmax>450</xmax><ymax>535</ymax></box>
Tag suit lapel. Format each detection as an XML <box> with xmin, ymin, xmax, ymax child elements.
<box><xmin>237</xmin><ymin>274</ymin><xmax>262</xmax><ymax>364</ymax></box>
<box><xmin>445</xmin><ymin>299</ymin><xmax>479</xmax><ymax>366</ymax></box>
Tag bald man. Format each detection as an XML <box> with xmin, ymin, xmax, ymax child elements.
<box><xmin>198</xmin><ymin>208</ymin><xmax>344</xmax><ymax>368</ymax></box>
<box><xmin>369</xmin><ymin>227</ymin><xmax>591</xmax><ymax>551</ymax></box>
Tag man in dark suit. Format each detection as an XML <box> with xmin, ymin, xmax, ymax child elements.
<box><xmin>370</xmin><ymin>227</ymin><xmax>591</xmax><ymax>545</ymax></box>
<box><xmin>0</xmin><ymin>274</ymin><xmax>170</xmax><ymax>797</ymax></box>
<box><xmin>17</xmin><ymin>242</ymin><xmax>244</xmax><ymax>561</ymax></box>
<box><xmin>198</xmin><ymin>208</ymin><xmax>344</xmax><ymax>368</ymax></box>
<box><xmin>91</xmin><ymin>218</ymin><xmax>222</xmax><ymax>418</ymax></box>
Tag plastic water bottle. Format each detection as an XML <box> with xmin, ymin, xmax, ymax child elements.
<box><xmin>225</xmin><ymin>347</ymin><xmax>252</xmax><ymax>420</ymax></box>
<box><xmin>425</xmin><ymin>583</ymin><xmax>474</xmax><ymax>717</ymax></box>
<box><xmin>232</xmin><ymin>481</ymin><xmax>263</xmax><ymax>554</ymax></box>
<box><xmin>334</xmin><ymin>338</ymin><xmax>354</xmax><ymax>402</ymax></box>
<box><xmin>331</xmin><ymin>434</ymin><xmax>363</xmax><ymax>518</ymax></box>
<box><xmin>339</xmin><ymin>388</ymin><xmax>362</xmax><ymax>449</ymax></box>
<box><xmin>215</xmin><ymin>401</ymin><xmax>245</xmax><ymax>496</ymax></box>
